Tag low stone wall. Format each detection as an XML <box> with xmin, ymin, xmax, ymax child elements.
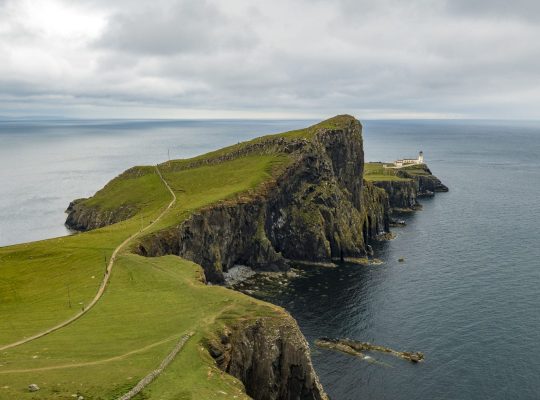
<box><xmin>117</xmin><ymin>332</ymin><xmax>193</xmax><ymax>400</ymax></box>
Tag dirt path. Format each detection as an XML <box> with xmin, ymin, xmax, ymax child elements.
<box><xmin>0</xmin><ymin>166</ymin><xmax>176</xmax><ymax>352</ymax></box>
<box><xmin>0</xmin><ymin>334</ymin><xmax>181</xmax><ymax>374</ymax></box>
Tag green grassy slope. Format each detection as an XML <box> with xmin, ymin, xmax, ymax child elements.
<box><xmin>363</xmin><ymin>162</ymin><xmax>411</xmax><ymax>182</ymax></box>
<box><xmin>0</xmin><ymin>151</ymin><xmax>289</xmax><ymax>399</ymax></box>
<box><xmin>163</xmin><ymin>114</ymin><xmax>353</xmax><ymax>171</ymax></box>
<box><xmin>0</xmin><ymin>169</ymin><xmax>171</xmax><ymax>346</ymax></box>
<box><xmin>0</xmin><ymin>116</ymin><xmax>355</xmax><ymax>399</ymax></box>
<box><xmin>1</xmin><ymin>255</ymin><xmax>278</xmax><ymax>400</ymax></box>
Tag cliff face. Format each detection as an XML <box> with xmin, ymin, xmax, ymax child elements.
<box><xmin>66</xmin><ymin>117</ymin><xmax>389</xmax><ymax>283</ymax></box>
<box><xmin>371</xmin><ymin>180</ymin><xmax>418</xmax><ymax>211</ymax></box>
<box><xmin>368</xmin><ymin>164</ymin><xmax>448</xmax><ymax>211</ymax></box>
<box><xmin>361</xmin><ymin>181</ymin><xmax>390</xmax><ymax>239</ymax></box>
<box><xmin>61</xmin><ymin>116</ymin><xmax>392</xmax><ymax>400</ymax></box>
<box><xmin>135</xmin><ymin>117</ymin><xmax>388</xmax><ymax>282</ymax></box>
<box><xmin>208</xmin><ymin>314</ymin><xmax>328</xmax><ymax>400</ymax></box>
<box><xmin>65</xmin><ymin>198</ymin><xmax>137</xmax><ymax>231</ymax></box>
<box><xmin>396</xmin><ymin>165</ymin><xmax>448</xmax><ymax>195</ymax></box>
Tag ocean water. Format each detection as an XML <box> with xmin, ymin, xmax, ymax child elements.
<box><xmin>1</xmin><ymin>119</ymin><xmax>539</xmax><ymax>399</ymax></box>
<box><xmin>0</xmin><ymin>119</ymin><xmax>310</xmax><ymax>247</ymax></box>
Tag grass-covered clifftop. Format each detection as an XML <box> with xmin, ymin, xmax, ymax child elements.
<box><xmin>0</xmin><ymin>161</ymin><xmax>295</xmax><ymax>399</ymax></box>
<box><xmin>363</xmin><ymin>162</ymin><xmax>412</xmax><ymax>182</ymax></box>
<box><xmin>2</xmin><ymin>116</ymin><xmax>371</xmax><ymax>400</ymax></box>
<box><xmin>364</xmin><ymin>162</ymin><xmax>448</xmax><ymax>211</ymax></box>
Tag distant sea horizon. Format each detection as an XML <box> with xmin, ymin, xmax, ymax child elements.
<box><xmin>1</xmin><ymin>118</ymin><xmax>539</xmax><ymax>399</ymax></box>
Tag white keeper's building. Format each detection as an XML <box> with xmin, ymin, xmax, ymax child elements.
<box><xmin>394</xmin><ymin>151</ymin><xmax>424</xmax><ymax>168</ymax></box>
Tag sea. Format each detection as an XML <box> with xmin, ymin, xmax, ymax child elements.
<box><xmin>1</xmin><ymin>118</ymin><xmax>539</xmax><ymax>399</ymax></box>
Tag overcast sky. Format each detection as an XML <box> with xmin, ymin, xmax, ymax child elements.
<box><xmin>1</xmin><ymin>0</ymin><xmax>540</xmax><ymax>119</ymax></box>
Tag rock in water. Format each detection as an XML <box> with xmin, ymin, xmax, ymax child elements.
<box><xmin>315</xmin><ymin>337</ymin><xmax>424</xmax><ymax>364</ymax></box>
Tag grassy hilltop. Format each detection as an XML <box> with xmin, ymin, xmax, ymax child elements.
<box><xmin>363</xmin><ymin>162</ymin><xmax>410</xmax><ymax>182</ymax></box>
<box><xmin>0</xmin><ymin>117</ymin><xmax>350</xmax><ymax>399</ymax></box>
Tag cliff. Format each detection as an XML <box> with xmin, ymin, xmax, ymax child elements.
<box><xmin>365</xmin><ymin>162</ymin><xmax>447</xmax><ymax>211</ymax></box>
<box><xmin>135</xmin><ymin>117</ymin><xmax>388</xmax><ymax>282</ymax></box>
<box><xmin>67</xmin><ymin>116</ymin><xmax>389</xmax><ymax>283</ymax></box>
<box><xmin>370</xmin><ymin>179</ymin><xmax>418</xmax><ymax>212</ymax></box>
<box><xmin>361</xmin><ymin>181</ymin><xmax>390</xmax><ymax>239</ymax></box>
<box><xmin>64</xmin><ymin>166</ymin><xmax>157</xmax><ymax>231</ymax></box>
<box><xmin>395</xmin><ymin>164</ymin><xmax>448</xmax><ymax>195</ymax></box>
<box><xmin>209</xmin><ymin>313</ymin><xmax>327</xmax><ymax>400</ymax></box>
<box><xmin>65</xmin><ymin>198</ymin><xmax>136</xmax><ymax>231</ymax></box>
<box><xmin>62</xmin><ymin>115</ymin><xmax>390</xmax><ymax>400</ymax></box>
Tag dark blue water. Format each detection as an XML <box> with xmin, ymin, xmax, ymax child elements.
<box><xmin>1</xmin><ymin>119</ymin><xmax>539</xmax><ymax>399</ymax></box>
<box><xmin>0</xmin><ymin>119</ymin><xmax>310</xmax><ymax>246</ymax></box>
<box><xmin>262</xmin><ymin>120</ymin><xmax>540</xmax><ymax>400</ymax></box>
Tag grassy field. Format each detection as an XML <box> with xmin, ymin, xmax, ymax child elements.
<box><xmin>363</xmin><ymin>162</ymin><xmax>411</xmax><ymax>182</ymax></box>
<box><xmin>0</xmin><ymin>116</ymin><xmax>356</xmax><ymax>398</ymax></box>
<box><xmin>163</xmin><ymin>114</ymin><xmax>353</xmax><ymax>171</ymax></box>
<box><xmin>398</xmin><ymin>164</ymin><xmax>431</xmax><ymax>176</ymax></box>
<box><xmin>0</xmin><ymin>170</ymin><xmax>171</xmax><ymax>346</ymax></box>
<box><xmin>0</xmin><ymin>149</ymin><xmax>289</xmax><ymax>398</ymax></box>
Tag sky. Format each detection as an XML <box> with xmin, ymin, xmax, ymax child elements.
<box><xmin>1</xmin><ymin>0</ymin><xmax>540</xmax><ymax>119</ymax></box>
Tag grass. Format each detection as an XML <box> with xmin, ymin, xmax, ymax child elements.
<box><xmin>0</xmin><ymin>144</ymin><xmax>290</xmax><ymax>399</ymax></box>
<box><xmin>363</xmin><ymin>162</ymin><xmax>411</xmax><ymax>182</ymax></box>
<box><xmin>164</xmin><ymin>114</ymin><xmax>354</xmax><ymax>171</ymax></box>
<box><xmin>398</xmin><ymin>166</ymin><xmax>430</xmax><ymax>175</ymax></box>
<box><xmin>82</xmin><ymin>166</ymin><xmax>165</xmax><ymax>212</ymax></box>
<box><xmin>0</xmin><ymin>115</ymin><xmax>355</xmax><ymax>398</ymax></box>
<box><xmin>0</xmin><ymin>255</ymin><xmax>278</xmax><ymax>399</ymax></box>
<box><xmin>0</xmin><ymin>170</ymin><xmax>171</xmax><ymax>346</ymax></box>
<box><xmin>149</xmin><ymin>155</ymin><xmax>288</xmax><ymax>235</ymax></box>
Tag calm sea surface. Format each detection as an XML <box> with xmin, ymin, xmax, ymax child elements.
<box><xmin>1</xmin><ymin>119</ymin><xmax>539</xmax><ymax>399</ymax></box>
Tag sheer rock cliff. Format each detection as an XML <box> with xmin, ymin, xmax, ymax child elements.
<box><xmin>133</xmin><ymin>116</ymin><xmax>388</xmax><ymax>282</ymax></box>
<box><xmin>209</xmin><ymin>314</ymin><xmax>328</xmax><ymax>400</ymax></box>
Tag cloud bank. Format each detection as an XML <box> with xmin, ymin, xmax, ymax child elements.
<box><xmin>1</xmin><ymin>0</ymin><xmax>539</xmax><ymax>119</ymax></box>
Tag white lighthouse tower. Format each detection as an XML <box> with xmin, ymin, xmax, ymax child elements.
<box><xmin>418</xmin><ymin>151</ymin><xmax>424</xmax><ymax>163</ymax></box>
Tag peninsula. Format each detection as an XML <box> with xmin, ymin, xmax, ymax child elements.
<box><xmin>0</xmin><ymin>115</ymin><xmax>446</xmax><ymax>399</ymax></box>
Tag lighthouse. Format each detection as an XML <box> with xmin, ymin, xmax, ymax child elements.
<box><xmin>418</xmin><ymin>151</ymin><xmax>424</xmax><ymax>163</ymax></box>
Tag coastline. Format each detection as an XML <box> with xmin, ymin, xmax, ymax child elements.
<box><xmin>1</xmin><ymin>116</ymin><xmax>447</xmax><ymax>399</ymax></box>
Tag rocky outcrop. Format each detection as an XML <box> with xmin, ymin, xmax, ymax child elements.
<box><xmin>136</xmin><ymin>116</ymin><xmax>388</xmax><ymax>282</ymax></box>
<box><xmin>65</xmin><ymin>116</ymin><xmax>392</xmax><ymax>283</ymax></box>
<box><xmin>136</xmin><ymin>199</ymin><xmax>288</xmax><ymax>283</ymax></box>
<box><xmin>208</xmin><ymin>314</ymin><xmax>328</xmax><ymax>400</ymax></box>
<box><xmin>370</xmin><ymin>164</ymin><xmax>448</xmax><ymax>211</ymax></box>
<box><xmin>65</xmin><ymin>199</ymin><xmax>137</xmax><ymax>231</ymax></box>
<box><xmin>371</xmin><ymin>179</ymin><xmax>418</xmax><ymax>211</ymax></box>
<box><xmin>361</xmin><ymin>181</ymin><xmax>390</xmax><ymax>240</ymax></box>
<box><xmin>396</xmin><ymin>165</ymin><xmax>448</xmax><ymax>195</ymax></box>
<box><xmin>315</xmin><ymin>337</ymin><xmax>424</xmax><ymax>363</ymax></box>
<box><xmin>65</xmin><ymin>166</ymin><xmax>151</xmax><ymax>231</ymax></box>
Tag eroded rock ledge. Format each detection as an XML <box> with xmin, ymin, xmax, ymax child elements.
<box><xmin>209</xmin><ymin>314</ymin><xmax>328</xmax><ymax>400</ymax></box>
<box><xmin>371</xmin><ymin>164</ymin><xmax>448</xmax><ymax>212</ymax></box>
<box><xmin>134</xmin><ymin>118</ymin><xmax>388</xmax><ymax>282</ymax></box>
<box><xmin>64</xmin><ymin>115</ymin><xmax>389</xmax><ymax>400</ymax></box>
<box><xmin>67</xmin><ymin>116</ymin><xmax>390</xmax><ymax>283</ymax></box>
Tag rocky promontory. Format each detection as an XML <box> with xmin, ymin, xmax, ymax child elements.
<box><xmin>364</xmin><ymin>162</ymin><xmax>447</xmax><ymax>212</ymax></box>
<box><xmin>209</xmin><ymin>313</ymin><xmax>328</xmax><ymax>400</ymax></box>
<box><xmin>62</xmin><ymin>115</ymin><xmax>447</xmax><ymax>400</ymax></box>
<box><xmin>134</xmin><ymin>117</ymin><xmax>384</xmax><ymax>282</ymax></box>
<box><xmin>67</xmin><ymin>116</ymin><xmax>390</xmax><ymax>283</ymax></box>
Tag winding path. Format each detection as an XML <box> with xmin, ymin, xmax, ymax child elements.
<box><xmin>0</xmin><ymin>334</ymin><xmax>181</xmax><ymax>374</ymax></box>
<box><xmin>0</xmin><ymin>166</ymin><xmax>176</xmax><ymax>352</ymax></box>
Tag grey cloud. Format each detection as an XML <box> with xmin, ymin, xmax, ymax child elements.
<box><xmin>97</xmin><ymin>0</ymin><xmax>257</xmax><ymax>55</ymax></box>
<box><xmin>1</xmin><ymin>0</ymin><xmax>540</xmax><ymax>119</ymax></box>
<box><xmin>445</xmin><ymin>0</ymin><xmax>540</xmax><ymax>22</ymax></box>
